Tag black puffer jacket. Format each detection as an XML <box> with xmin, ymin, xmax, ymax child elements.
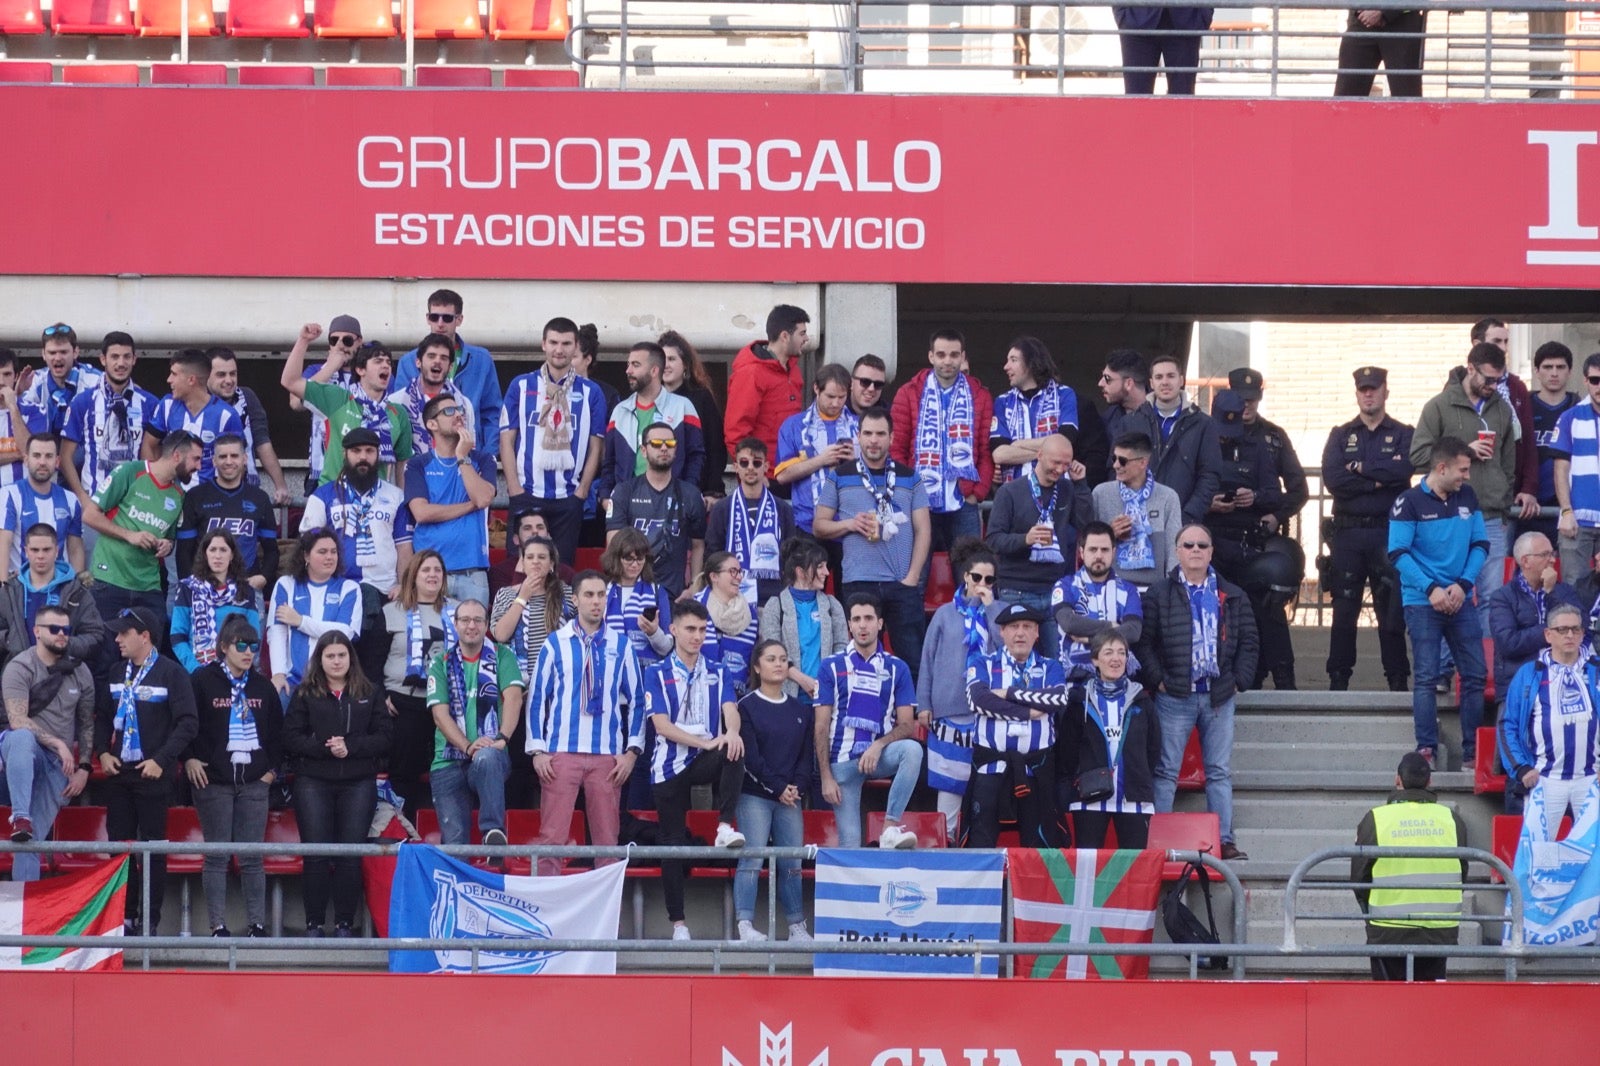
<box><xmin>1136</xmin><ymin>570</ymin><xmax>1259</xmax><ymax>706</ymax></box>
<box><xmin>283</xmin><ymin>685</ymin><xmax>391</xmax><ymax>782</ymax></box>
<box><xmin>1060</xmin><ymin>680</ymin><xmax>1162</xmax><ymax>804</ymax></box>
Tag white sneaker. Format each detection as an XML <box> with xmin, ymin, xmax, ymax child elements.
<box><xmin>737</xmin><ymin>920</ymin><xmax>768</xmax><ymax>943</ymax></box>
<box><xmin>671</xmin><ymin>924</ymin><xmax>693</xmax><ymax>941</ymax></box>
<box><xmin>787</xmin><ymin>923</ymin><xmax>813</xmax><ymax>943</ymax></box>
<box><xmin>878</xmin><ymin>823</ymin><xmax>917</xmax><ymax>850</ymax></box>
<box><xmin>714</xmin><ymin>823</ymin><xmax>747</xmax><ymax>849</ymax></box>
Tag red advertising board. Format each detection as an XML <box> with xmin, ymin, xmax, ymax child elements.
<box><xmin>6</xmin><ymin>88</ymin><xmax>1600</xmax><ymax>289</ymax></box>
<box><xmin>5</xmin><ymin>972</ymin><xmax>1600</xmax><ymax>1065</ymax></box>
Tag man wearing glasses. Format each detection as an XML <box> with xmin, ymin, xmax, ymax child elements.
<box><xmin>1092</xmin><ymin>432</ymin><xmax>1182</xmax><ymax>590</ymax></box>
<box><xmin>389</xmin><ymin>333</ymin><xmax>476</xmax><ymax>456</ymax></box>
<box><xmin>848</xmin><ymin>355</ymin><xmax>890</xmax><ymax>421</ymax></box>
<box><xmin>19</xmin><ymin>323</ymin><xmax>102</xmax><ymax>436</ymax></box>
<box><xmin>1412</xmin><ymin>342</ymin><xmax>1521</xmax><ymax>628</ymax></box>
<box><xmin>1138</xmin><ymin>523</ymin><xmax>1257</xmax><ymax>862</ymax></box>
<box><xmin>600</xmin><ymin>342</ymin><xmax>705</xmax><ymax>503</ymax></box>
<box><xmin>286</xmin><ymin>314</ymin><xmax>361</xmax><ymax>491</ymax></box>
<box><xmin>282</xmin><ymin>323</ymin><xmax>415</xmax><ymax>488</ymax></box>
<box><xmin>1099</xmin><ymin>350</ymin><xmax>1154</xmax><ymax>457</ymax></box>
<box><xmin>1488</xmin><ymin>532</ymin><xmax>1580</xmax><ymax>705</ymax></box>
<box><xmin>0</xmin><ymin>603</ymin><xmax>95</xmax><ymax>880</ymax></box>
<box><xmin>608</xmin><ymin>422</ymin><xmax>707</xmax><ymax>599</ymax></box>
<box><xmin>708</xmin><ymin>437</ymin><xmax>794</xmax><ymax>606</ymax></box>
<box><xmin>1552</xmin><ymin>352</ymin><xmax>1600</xmax><ymax>585</ymax></box>
<box><xmin>395</xmin><ymin>289</ymin><xmax>502</xmax><ymax>443</ymax></box>
<box><xmin>405</xmin><ymin>395</ymin><xmax>498</xmax><ymax>607</ymax></box>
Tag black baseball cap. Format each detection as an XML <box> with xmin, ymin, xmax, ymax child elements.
<box><xmin>112</xmin><ymin>606</ymin><xmax>161</xmax><ymax>636</ymax></box>
<box><xmin>996</xmin><ymin>602</ymin><xmax>1045</xmax><ymax>627</ymax></box>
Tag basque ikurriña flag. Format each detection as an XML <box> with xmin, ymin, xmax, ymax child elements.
<box><xmin>1008</xmin><ymin>848</ymin><xmax>1162</xmax><ymax>979</ymax></box>
<box><xmin>0</xmin><ymin>856</ymin><xmax>128</xmax><ymax>971</ymax></box>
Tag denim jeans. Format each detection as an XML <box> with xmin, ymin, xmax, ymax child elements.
<box><xmin>733</xmin><ymin>792</ymin><xmax>804</xmax><ymax>924</ymax></box>
<box><xmin>929</xmin><ymin>503</ymin><xmax>983</xmax><ymax>553</ymax></box>
<box><xmin>829</xmin><ymin>738</ymin><xmax>923</xmax><ymax>847</ymax></box>
<box><xmin>0</xmin><ymin>729</ymin><xmax>70</xmax><ymax>883</ymax></box>
<box><xmin>193</xmin><ymin>776</ymin><xmax>270</xmax><ymax>929</ymax></box>
<box><xmin>1405</xmin><ymin>604</ymin><xmax>1486</xmax><ymax>755</ymax></box>
<box><xmin>997</xmin><ymin>586</ymin><xmax>1059</xmax><ymax>660</ymax></box>
<box><xmin>431</xmin><ymin>746</ymin><xmax>511</xmax><ymax>845</ymax></box>
<box><xmin>839</xmin><ymin>581</ymin><xmax>927</xmax><ymax>682</ymax></box>
<box><xmin>1475</xmin><ymin>517</ymin><xmax>1507</xmax><ymax>631</ymax></box>
<box><xmin>447</xmin><ymin>570</ymin><xmax>491</xmax><ymax>610</ymax></box>
<box><xmin>1151</xmin><ymin>692</ymin><xmax>1237</xmax><ymax>844</ymax></box>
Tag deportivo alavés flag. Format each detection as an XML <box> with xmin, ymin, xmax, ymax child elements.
<box><xmin>813</xmin><ymin>847</ymin><xmax>1005</xmax><ymax>977</ymax></box>
<box><xmin>387</xmin><ymin>844</ymin><xmax>625</xmax><ymax>974</ymax></box>
<box><xmin>0</xmin><ymin>856</ymin><xmax>129</xmax><ymax>971</ymax></box>
<box><xmin>1009</xmin><ymin>848</ymin><xmax>1162</xmax><ymax>979</ymax></box>
<box><xmin>1512</xmin><ymin>778</ymin><xmax>1600</xmax><ymax>947</ymax></box>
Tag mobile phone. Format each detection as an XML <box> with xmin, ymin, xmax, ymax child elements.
<box><xmin>641</xmin><ymin>606</ymin><xmax>658</xmax><ymax>623</ymax></box>
<box><xmin>1222</xmin><ymin>488</ymin><xmax>1237</xmax><ymax>502</ymax></box>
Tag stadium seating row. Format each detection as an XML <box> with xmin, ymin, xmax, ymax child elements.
<box><xmin>0</xmin><ymin>60</ymin><xmax>578</xmax><ymax>83</ymax></box>
<box><xmin>0</xmin><ymin>0</ymin><xmax>567</xmax><ymax>40</ymax></box>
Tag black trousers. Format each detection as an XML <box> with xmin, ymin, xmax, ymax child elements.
<box><xmin>386</xmin><ymin>692</ymin><xmax>436</xmax><ymax>815</ymax></box>
<box><xmin>105</xmin><ymin>774</ymin><xmax>174</xmax><ymax>931</ymax></box>
<box><xmin>652</xmin><ymin>749</ymin><xmax>744</xmax><ymax>923</ymax></box>
<box><xmin>1325</xmin><ymin>525</ymin><xmax>1410</xmax><ymax>684</ymax></box>
<box><xmin>295</xmin><ymin>775</ymin><xmax>376</xmax><ymax>928</ymax></box>
<box><xmin>1072</xmin><ymin>810</ymin><xmax>1151</xmax><ymax>849</ymax></box>
<box><xmin>1334</xmin><ymin>11</ymin><xmax>1427</xmax><ymax>98</ymax></box>
<box><xmin>1118</xmin><ymin>13</ymin><xmax>1204</xmax><ymax>95</ymax></box>
<box><xmin>515</xmin><ymin>494</ymin><xmax>585</xmax><ymax>575</ymax></box>
<box><xmin>1213</xmin><ymin>536</ymin><xmax>1295</xmax><ymax>688</ymax></box>
<box><xmin>965</xmin><ymin>748</ymin><xmax>1065</xmax><ymax>849</ymax></box>
<box><xmin>1371</xmin><ymin>951</ymin><xmax>1447</xmax><ymax>981</ymax></box>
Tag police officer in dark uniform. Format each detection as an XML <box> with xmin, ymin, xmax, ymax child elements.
<box><xmin>1321</xmin><ymin>366</ymin><xmax>1415</xmax><ymax>692</ymax></box>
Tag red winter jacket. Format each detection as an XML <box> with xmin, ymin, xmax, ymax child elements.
<box><xmin>723</xmin><ymin>340</ymin><xmax>804</xmax><ymax>460</ymax></box>
<box><xmin>889</xmin><ymin>368</ymin><xmax>995</xmax><ymax>502</ymax></box>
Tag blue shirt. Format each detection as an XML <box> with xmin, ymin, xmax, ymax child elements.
<box><xmin>1387</xmin><ymin>480</ymin><xmax>1490</xmax><ymax>607</ymax></box>
<box><xmin>791</xmin><ymin>589</ymin><xmax>823</xmax><ymax>706</ymax></box>
<box><xmin>404</xmin><ymin>449</ymin><xmax>496</xmax><ymax>572</ymax></box>
<box><xmin>816</xmin><ymin>648</ymin><xmax>915</xmax><ymax>764</ymax></box>
<box><xmin>990</xmin><ymin>382</ymin><xmax>1081</xmax><ymax>483</ymax></box>
<box><xmin>0</xmin><ymin>481</ymin><xmax>82</xmax><ymax>574</ymax></box>
<box><xmin>1552</xmin><ymin>401</ymin><xmax>1600</xmax><ymax>526</ymax></box>
<box><xmin>147</xmin><ymin>394</ymin><xmax>245</xmax><ymax>487</ymax></box>
<box><xmin>526</xmin><ymin>619</ymin><xmax>645</xmax><ymax>757</ymax></box>
<box><xmin>645</xmin><ymin>654</ymin><xmax>739</xmax><ymax>783</ymax></box>
<box><xmin>499</xmin><ymin>369</ymin><xmax>606</xmax><ymax>501</ymax></box>
<box><xmin>62</xmin><ymin>380</ymin><xmax>158</xmax><ymax>498</ymax></box>
<box><xmin>395</xmin><ymin>336</ymin><xmax>503</xmax><ymax>444</ymax></box>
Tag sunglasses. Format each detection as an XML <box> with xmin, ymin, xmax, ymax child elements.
<box><xmin>1112</xmin><ymin>455</ymin><xmax>1146</xmax><ymax>466</ymax></box>
<box><xmin>854</xmin><ymin>376</ymin><xmax>886</xmax><ymax>390</ymax></box>
<box><xmin>967</xmin><ymin>573</ymin><xmax>997</xmax><ymax>586</ymax></box>
<box><xmin>646</xmin><ymin>439</ymin><xmax>677</xmax><ymax>450</ymax></box>
<box><xmin>426</xmin><ymin>312</ymin><xmax>459</xmax><ymax>324</ymax></box>
<box><xmin>1478</xmin><ymin>371</ymin><xmax>1505</xmax><ymax>386</ymax></box>
<box><xmin>232</xmin><ymin>641</ymin><xmax>260</xmax><ymax>653</ymax></box>
<box><xmin>43</xmin><ymin>324</ymin><xmax>74</xmax><ymax>337</ymax></box>
<box><xmin>622</xmin><ymin>552</ymin><xmax>646</xmax><ymax>562</ymax></box>
<box><xmin>735</xmin><ymin>458</ymin><xmax>765</xmax><ymax>469</ymax></box>
<box><xmin>1587</xmin><ymin>376</ymin><xmax>1600</xmax><ymax>386</ymax></box>
<box><xmin>329</xmin><ymin>334</ymin><xmax>358</xmax><ymax>348</ymax></box>
<box><xmin>1179</xmin><ymin>540</ymin><xmax>1212</xmax><ymax>550</ymax></box>
<box><xmin>39</xmin><ymin>623</ymin><xmax>72</xmax><ymax>636</ymax></box>
<box><xmin>434</xmin><ymin>405</ymin><xmax>463</xmax><ymax>419</ymax></box>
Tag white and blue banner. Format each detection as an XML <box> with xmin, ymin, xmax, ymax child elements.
<box><xmin>387</xmin><ymin>844</ymin><xmax>626</xmax><ymax>974</ymax></box>
<box><xmin>1511</xmin><ymin>780</ymin><xmax>1600</xmax><ymax>946</ymax></box>
<box><xmin>813</xmin><ymin>848</ymin><xmax>1005</xmax><ymax>977</ymax></box>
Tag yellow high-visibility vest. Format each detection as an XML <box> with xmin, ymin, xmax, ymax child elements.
<box><xmin>1367</xmin><ymin>802</ymin><xmax>1462</xmax><ymax>929</ymax></box>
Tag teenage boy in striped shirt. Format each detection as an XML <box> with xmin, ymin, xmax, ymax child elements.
<box><xmin>527</xmin><ymin>570</ymin><xmax>646</xmax><ymax>877</ymax></box>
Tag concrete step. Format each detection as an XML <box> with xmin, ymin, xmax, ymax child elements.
<box><xmin>1232</xmin><ymin>769</ymin><xmax>1476</xmax><ymax>790</ymax></box>
<box><xmin>1235</xmin><ymin>691</ymin><xmax>1455</xmax><ymax>713</ymax></box>
<box><xmin>1232</xmin><ymin>794</ymin><xmax>1384</xmax><ymax>831</ymax></box>
<box><xmin>1232</xmin><ymin>742</ymin><xmax>1421</xmax><ymax>773</ymax></box>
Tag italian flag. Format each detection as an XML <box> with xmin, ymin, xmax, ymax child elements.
<box><xmin>0</xmin><ymin>857</ymin><xmax>129</xmax><ymax>971</ymax></box>
<box><xmin>1008</xmin><ymin>848</ymin><xmax>1162</xmax><ymax>979</ymax></box>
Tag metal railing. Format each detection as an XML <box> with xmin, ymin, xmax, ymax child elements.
<box><xmin>567</xmin><ymin>0</ymin><xmax>1600</xmax><ymax>99</ymax></box>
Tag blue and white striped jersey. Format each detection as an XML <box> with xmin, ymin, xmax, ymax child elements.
<box><xmin>526</xmin><ymin>619</ymin><xmax>645</xmax><ymax>757</ymax></box>
<box><xmin>499</xmin><ymin>368</ymin><xmax>606</xmax><ymax>500</ymax></box>
<box><xmin>644</xmin><ymin>653</ymin><xmax>738</xmax><ymax>783</ymax></box>
<box><xmin>0</xmin><ymin>481</ymin><xmax>82</xmax><ymax>574</ymax></box>
<box><xmin>265</xmin><ymin>575</ymin><xmax>364</xmax><ymax>689</ymax></box>
<box><xmin>968</xmin><ymin>649</ymin><xmax>1065</xmax><ymax>771</ymax></box>
<box><xmin>696</xmin><ymin>588</ymin><xmax>758</xmax><ymax>697</ymax></box>
<box><xmin>62</xmin><ymin>381</ymin><xmax>158</xmax><ymax>498</ymax></box>
<box><xmin>147</xmin><ymin>394</ymin><xmax>245</xmax><ymax>487</ymax></box>
<box><xmin>816</xmin><ymin>648</ymin><xmax>916</xmax><ymax>765</ymax></box>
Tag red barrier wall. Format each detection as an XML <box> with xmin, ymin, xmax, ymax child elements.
<box><xmin>5</xmin><ymin>972</ymin><xmax>1598</xmax><ymax>1065</ymax></box>
<box><xmin>5</xmin><ymin>89</ymin><xmax>1598</xmax><ymax>289</ymax></box>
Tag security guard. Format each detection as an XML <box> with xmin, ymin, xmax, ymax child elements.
<box><xmin>1320</xmin><ymin>367</ymin><xmax>1414</xmax><ymax>692</ymax></box>
<box><xmin>1352</xmin><ymin>751</ymin><xmax>1468</xmax><ymax>982</ymax></box>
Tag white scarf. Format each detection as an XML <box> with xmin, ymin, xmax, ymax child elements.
<box><xmin>800</xmin><ymin>403</ymin><xmax>858</xmax><ymax>498</ymax></box>
<box><xmin>534</xmin><ymin>369</ymin><xmax>577</xmax><ymax>473</ymax></box>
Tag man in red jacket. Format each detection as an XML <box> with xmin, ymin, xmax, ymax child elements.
<box><xmin>724</xmin><ymin>305</ymin><xmax>808</xmax><ymax>461</ymax></box>
<box><xmin>890</xmin><ymin>328</ymin><xmax>995</xmax><ymax>551</ymax></box>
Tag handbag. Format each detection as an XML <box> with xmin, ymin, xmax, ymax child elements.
<box><xmin>1160</xmin><ymin>860</ymin><xmax>1228</xmax><ymax>971</ymax></box>
<box><xmin>1074</xmin><ymin>765</ymin><xmax>1116</xmax><ymax>803</ymax></box>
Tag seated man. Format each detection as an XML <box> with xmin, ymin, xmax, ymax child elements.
<box><xmin>426</xmin><ymin>599</ymin><xmax>524</xmax><ymax>850</ymax></box>
<box><xmin>964</xmin><ymin>602</ymin><xmax>1068</xmax><ymax>849</ymax></box>
<box><xmin>814</xmin><ymin>593</ymin><xmax>922</xmax><ymax>850</ymax></box>
<box><xmin>1489</xmin><ymin>530</ymin><xmax>1582</xmax><ymax>692</ymax></box>
<box><xmin>0</xmin><ymin>604</ymin><xmax>95</xmax><ymax>881</ymax></box>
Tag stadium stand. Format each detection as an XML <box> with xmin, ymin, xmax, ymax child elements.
<box><xmin>313</xmin><ymin>0</ymin><xmax>397</xmax><ymax>38</ymax></box>
<box><xmin>50</xmin><ymin>0</ymin><xmax>135</xmax><ymax>34</ymax></box>
<box><xmin>136</xmin><ymin>0</ymin><xmax>219</xmax><ymax>36</ymax></box>
<box><xmin>152</xmin><ymin>61</ymin><xmax>228</xmax><ymax>83</ymax></box>
<box><xmin>406</xmin><ymin>0</ymin><xmax>484</xmax><ymax>38</ymax></box>
<box><xmin>225</xmin><ymin>0</ymin><xmax>310</xmax><ymax>37</ymax></box>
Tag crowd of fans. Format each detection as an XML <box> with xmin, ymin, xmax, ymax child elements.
<box><xmin>0</xmin><ymin>302</ymin><xmax>1587</xmax><ymax>943</ymax></box>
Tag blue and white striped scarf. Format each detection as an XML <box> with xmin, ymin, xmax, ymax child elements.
<box><xmin>406</xmin><ymin>602</ymin><xmax>457</xmax><ymax>684</ymax></box>
<box><xmin>225</xmin><ymin>668</ymin><xmax>259</xmax><ymax>765</ymax></box>
<box><xmin>914</xmin><ymin>373</ymin><xmax>978</xmax><ymax>512</ymax></box>
<box><xmin>114</xmin><ymin>651</ymin><xmax>158</xmax><ymax>762</ymax></box>
<box><xmin>183</xmin><ymin>576</ymin><xmax>238</xmax><ymax>668</ymax></box>
<box><xmin>1116</xmin><ymin>476</ymin><xmax>1156</xmax><ymax>571</ymax></box>
<box><xmin>800</xmin><ymin>402</ymin><xmax>857</xmax><ymax>497</ymax></box>
<box><xmin>954</xmin><ymin>587</ymin><xmax>991</xmax><ymax>665</ymax></box>
<box><xmin>1183</xmin><ymin>568</ymin><xmax>1222</xmax><ymax>684</ymax></box>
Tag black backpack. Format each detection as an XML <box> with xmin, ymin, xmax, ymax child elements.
<box><xmin>1160</xmin><ymin>860</ymin><xmax>1228</xmax><ymax>971</ymax></box>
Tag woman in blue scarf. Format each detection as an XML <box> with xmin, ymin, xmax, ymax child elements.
<box><xmin>379</xmin><ymin>549</ymin><xmax>456</xmax><ymax>815</ymax></box>
<box><xmin>173</xmin><ymin>529</ymin><xmax>260</xmax><ymax>674</ymax></box>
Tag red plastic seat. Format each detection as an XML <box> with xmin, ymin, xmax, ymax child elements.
<box><xmin>51</xmin><ymin>806</ymin><xmax>110</xmax><ymax>872</ymax></box>
<box><xmin>325</xmin><ymin>64</ymin><xmax>402</xmax><ymax>84</ymax></box>
<box><xmin>227</xmin><ymin>0</ymin><xmax>309</xmax><ymax>36</ymax></box>
<box><xmin>1473</xmin><ymin>726</ymin><xmax>1508</xmax><ymax>794</ymax></box>
<box><xmin>867</xmin><ymin>810</ymin><xmax>948</xmax><ymax>849</ymax></box>
<box><xmin>415</xmin><ymin>64</ymin><xmax>491</xmax><ymax>86</ymax></box>
<box><xmin>62</xmin><ymin>63</ymin><xmax>140</xmax><ymax>83</ymax></box>
<box><xmin>573</xmin><ymin>547</ymin><xmax>604</xmax><ymax>572</ymax></box>
<box><xmin>489</xmin><ymin>0</ymin><xmax>566</xmax><ymax>39</ymax></box>
<box><xmin>925</xmin><ymin>552</ymin><xmax>955</xmax><ymax>615</ymax></box>
<box><xmin>404</xmin><ymin>0</ymin><xmax>483</xmax><ymax>38</ymax></box>
<box><xmin>262</xmin><ymin>809</ymin><xmax>304</xmax><ymax>875</ymax></box>
<box><xmin>165</xmin><ymin>807</ymin><xmax>207</xmax><ymax>875</ymax></box>
<box><xmin>137</xmin><ymin>0</ymin><xmax>219</xmax><ymax>35</ymax></box>
<box><xmin>1178</xmin><ymin>729</ymin><xmax>1205</xmax><ymax>790</ymax></box>
<box><xmin>500</xmin><ymin>809</ymin><xmax>588</xmax><ymax>875</ymax></box>
<box><xmin>0</xmin><ymin>0</ymin><xmax>44</xmax><ymax>33</ymax></box>
<box><xmin>152</xmin><ymin>62</ymin><xmax>228</xmax><ymax>83</ymax></box>
<box><xmin>1146</xmin><ymin>811</ymin><xmax>1222</xmax><ymax>880</ymax></box>
<box><xmin>1491</xmin><ymin>812</ymin><xmax>1571</xmax><ymax>882</ymax></box>
<box><xmin>314</xmin><ymin>0</ymin><xmax>396</xmax><ymax>37</ymax></box>
<box><xmin>802</xmin><ymin>809</ymin><xmax>838</xmax><ymax>848</ymax></box>
<box><xmin>238</xmin><ymin>64</ymin><xmax>315</xmax><ymax>84</ymax></box>
<box><xmin>0</xmin><ymin>61</ymin><xmax>51</xmax><ymax>81</ymax></box>
<box><xmin>52</xmin><ymin>0</ymin><xmax>136</xmax><ymax>33</ymax></box>
<box><xmin>414</xmin><ymin>808</ymin><xmax>482</xmax><ymax>845</ymax></box>
<box><xmin>503</xmin><ymin>67</ymin><xmax>578</xmax><ymax>87</ymax></box>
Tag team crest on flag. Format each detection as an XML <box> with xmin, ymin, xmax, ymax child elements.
<box><xmin>1511</xmin><ymin>780</ymin><xmax>1600</xmax><ymax>946</ymax></box>
<box><xmin>813</xmin><ymin>848</ymin><xmax>1004</xmax><ymax>977</ymax></box>
<box><xmin>0</xmin><ymin>856</ymin><xmax>129</xmax><ymax>971</ymax></box>
<box><xmin>1009</xmin><ymin>848</ymin><xmax>1162</xmax><ymax>979</ymax></box>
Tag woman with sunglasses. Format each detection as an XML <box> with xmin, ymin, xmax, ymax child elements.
<box><xmin>600</xmin><ymin>527</ymin><xmax>673</xmax><ymax>665</ymax></box>
<box><xmin>733</xmin><ymin>640</ymin><xmax>813</xmax><ymax>944</ymax></box>
<box><xmin>282</xmin><ymin>630</ymin><xmax>390</xmax><ymax>937</ymax></box>
<box><xmin>379</xmin><ymin>549</ymin><xmax>457</xmax><ymax>814</ymax></box>
<box><xmin>758</xmin><ymin>537</ymin><xmax>847</xmax><ymax>707</ymax></box>
<box><xmin>660</xmin><ymin>329</ymin><xmax>727</xmax><ymax>500</ymax></box>
<box><xmin>693</xmin><ymin>551</ymin><xmax>759</xmax><ymax>698</ymax></box>
<box><xmin>267</xmin><ymin>528</ymin><xmax>363</xmax><ymax>701</ymax></box>
<box><xmin>172</xmin><ymin>529</ymin><xmax>261</xmax><ymax>674</ymax></box>
<box><xmin>186</xmin><ymin>616</ymin><xmax>284</xmax><ymax>938</ymax></box>
<box><xmin>917</xmin><ymin>537</ymin><xmax>1001</xmax><ymax>844</ymax></box>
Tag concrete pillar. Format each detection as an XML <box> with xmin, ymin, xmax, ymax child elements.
<box><xmin>820</xmin><ymin>283</ymin><xmax>898</xmax><ymax>379</ymax></box>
